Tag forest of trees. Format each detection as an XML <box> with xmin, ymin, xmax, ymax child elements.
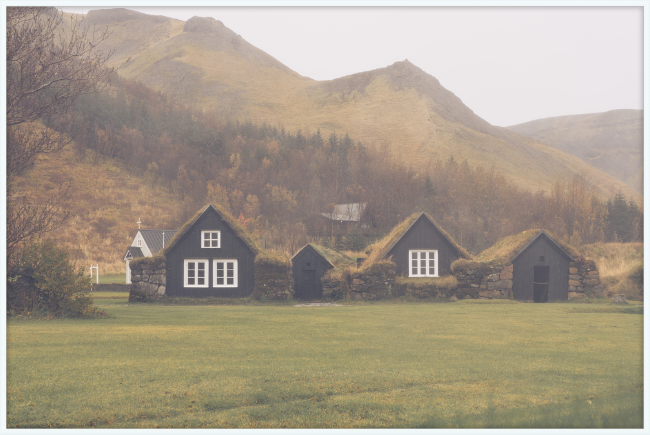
<box><xmin>59</xmin><ymin>75</ymin><xmax>643</xmax><ymax>255</ymax></box>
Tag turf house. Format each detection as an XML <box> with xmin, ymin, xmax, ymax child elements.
<box><xmin>330</xmin><ymin>212</ymin><xmax>471</xmax><ymax>301</ymax></box>
<box><xmin>163</xmin><ymin>204</ymin><xmax>257</xmax><ymax>297</ymax></box>
<box><xmin>364</xmin><ymin>212</ymin><xmax>471</xmax><ymax>278</ymax></box>
<box><xmin>509</xmin><ymin>230</ymin><xmax>577</xmax><ymax>302</ymax></box>
<box><xmin>456</xmin><ymin>229</ymin><xmax>585</xmax><ymax>302</ymax></box>
<box><xmin>129</xmin><ymin>204</ymin><xmax>292</xmax><ymax>300</ymax></box>
<box><xmin>291</xmin><ymin>244</ymin><xmax>355</xmax><ymax>300</ymax></box>
<box><xmin>123</xmin><ymin>226</ymin><xmax>177</xmax><ymax>284</ymax></box>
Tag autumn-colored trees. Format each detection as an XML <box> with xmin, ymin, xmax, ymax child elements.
<box><xmin>65</xmin><ymin>75</ymin><xmax>641</xmax><ymax>255</ymax></box>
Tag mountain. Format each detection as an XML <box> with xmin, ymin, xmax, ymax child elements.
<box><xmin>507</xmin><ymin>110</ymin><xmax>643</xmax><ymax>195</ymax></box>
<box><xmin>80</xmin><ymin>8</ymin><xmax>641</xmax><ymax>204</ymax></box>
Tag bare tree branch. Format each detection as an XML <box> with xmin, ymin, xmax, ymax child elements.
<box><xmin>6</xmin><ymin>7</ymin><xmax>124</xmax><ymax>267</ymax></box>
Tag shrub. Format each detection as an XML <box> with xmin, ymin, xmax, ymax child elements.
<box><xmin>8</xmin><ymin>240</ymin><xmax>103</xmax><ymax>318</ymax></box>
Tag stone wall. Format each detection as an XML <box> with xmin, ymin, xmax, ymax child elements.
<box><xmin>392</xmin><ymin>276</ymin><xmax>459</xmax><ymax>299</ymax></box>
<box><xmin>130</xmin><ymin>264</ymin><xmax>166</xmax><ymax>300</ymax></box>
<box><xmin>253</xmin><ymin>262</ymin><xmax>293</xmax><ymax>300</ymax></box>
<box><xmin>348</xmin><ymin>261</ymin><xmax>396</xmax><ymax>301</ymax></box>
<box><xmin>453</xmin><ymin>259</ymin><xmax>602</xmax><ymax>301</ymax></box>
<box><xmin>321</xmin><ymin>276</ymin><xmax>347</xmax><ymax>301</ymax></box>
<box><xmin>318</xmin><ymin>258</ymin><xmax>603</xmax><ymax>303</ymax></box>
<box><xmin>453</xmin><ymin>264</ymin><xmax>513</xmax><ymax>300</ymax></box>
<box><xmin>568</xmin><ymin>259</ymin><xmax>604</xmax><ymax>299</ymax></box>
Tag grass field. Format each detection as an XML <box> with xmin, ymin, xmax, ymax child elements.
<box><xmin>90</xmin><ymin>291</ymin><xmax>130</xmax><ymax>306</ymax></box>
<box><xmin>96</xmin><ymin>274</ymin><xmax>127</xmax><ymax>284</ymax></box>
<box><xmin>6</xmin><ymin>300</ymin><xmax>643</xmax><ymax>428</ymax></box>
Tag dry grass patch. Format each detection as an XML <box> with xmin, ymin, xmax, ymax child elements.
<box><xmin>475</xmin><ymin>229</ymin><xmax>579</xmax><ymax>265</ymax></box>
<box><xmin>11</xmin><ymin>144</ymin><xmax>180</xmax><ymax>273</ymax></box>
<box><xmin>581</xmin><ymin>243</ymin><xmax>643</xmax><ymax>300</ymax></box>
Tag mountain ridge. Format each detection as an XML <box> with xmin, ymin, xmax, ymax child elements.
<box><xmin>77</xmin><ymin>8</ymin><xmax>641</xmax><ymax>204</ymax></box>
<box><xmin>508</xmin><ymin>109</ymin><xmax>643</xmax><ymax>194</ymax></box>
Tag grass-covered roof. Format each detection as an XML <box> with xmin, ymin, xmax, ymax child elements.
<box><xmin>362</xmin><ymin>212</ymin><xmax>472</xmax><ymax>267</ymax></box>
<box><xmin>131</xmin><ymin>203</ymin><xmax>290</xmax><ymax>267</ymax></box>
<box><xmin>475</xmin><ymin>229</ymin><xmax>580</xmax><ymax>264</ymax></box>
<box><xmin>163</xmin><ymin>203</ymin><xmax>260</xmax><ymax>256</ymax></box>
<box><xmin>307</xmin><ymin>244</ymin><xmax>356</xmax><ymax>269</ymax></box>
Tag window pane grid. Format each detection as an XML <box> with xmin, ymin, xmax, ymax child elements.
<box><xmin>202</xmin><ymin>231</ymin><xmax>220</xmax><ymax>248</ymax></box>
<box><xmin>185</xmin><ymin>260</ymin><xmax>208</xmax><ymax>287</ymax></box>
<box><xmin>214</xmin><ymin>260</ymin><xmax>237</xmax><ymax>287</ymax></box>
<box><xmin>409</xmin><ymin>250</ymin><xmax>438</xmax><ymax>277</ymax></box>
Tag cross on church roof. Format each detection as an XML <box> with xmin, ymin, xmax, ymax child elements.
<box><xmin>137</xmin><ymin>218</ymin><xmax>142</xmax><ymax>230</ymax></box>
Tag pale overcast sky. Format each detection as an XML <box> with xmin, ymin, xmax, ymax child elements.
<box><xmin>59</xmin><ymin>5</ymin><xmax>644</xmax><ymax>127</ymax></box>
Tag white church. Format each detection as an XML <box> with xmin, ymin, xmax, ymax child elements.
<box><xmin>123</xmin><ymin>219</ymin><xmax>176</xmax><ymax>284</ymax></box>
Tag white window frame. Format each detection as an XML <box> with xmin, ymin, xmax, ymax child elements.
<box><xmin>213</xmin><ymin>259</ymin><xmax>238</xmax><ymax>288</ymax></box>
<box><xmin>184</xmin><ymin>259</ymin><xmax>209</xmax><ymax>287</ymax></box>
<box><xmin>201</xmin><ymin>231</ymin><xmax>221</xmax><ymax>248</ymax></box>
<box><xmin>137</xmin><ymin>239</ymin><xmax>142</xmax><ymax>247</ymax></box>
<box><xmin>409</xmin><ymin>250</ymin><xmax>438</xmax><ymax>277</ymax></box>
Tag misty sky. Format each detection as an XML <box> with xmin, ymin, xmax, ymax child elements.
<box><xmin>60</xmin><ymin>5</ymin><xmax>644</xmax><ymax>127</ymax></box>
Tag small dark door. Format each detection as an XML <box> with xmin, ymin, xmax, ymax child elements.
<box><xmin>297</xmin><ymin>269</ymin><xmax>320</xmax><ymax>300</ymax></box>
<box><xmin>533</xmin><ymin>266</ymin><xmax>550</xmax><ymax>303</ymax></box>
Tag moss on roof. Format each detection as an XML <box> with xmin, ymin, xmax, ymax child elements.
<box><xmin>475</xmin><ymin>229</ymin><xmax>580</xmax><ymax>264</ymax></box>
<box><xmin>129</xmin><ymin>203</ymin><xmax>290</xmax><ymax>268</ymax></box>
<box><xmin>309</xmin><ymin>244</ymin><xmax>356</xmax><ymax>269</ymax></box>
<box><xmin>163</xmin><ymin>203</ymin><xmax>260</xmax><ymax>256</ymax></box>
<box><xmin>362</xmin><ymin>212</ymin><xmax>471</xmax><ymax>267</ymax></box>
<box><xmin>255</xmin><ymin>249</ymin><xmax>291</xmax><ymax>267</ymax></box>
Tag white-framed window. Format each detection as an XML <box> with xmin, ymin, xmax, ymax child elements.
<box><xmin>202</xmin><ymin>231</ymin><xmax>220</xmax><ymax>248</ymax></box>
<box><xmin>213</xmin><ymin>259</ymin><xmax>238</xmax><ymax>287</ymax></box>
<box><xmin>184</xmin><ymin>259</ymin><xmax>209</xmax><ymax>287</ymax></box>
<box><xmin>137</xmin><ymin>239</ymin><xmax>142</xmax><ymax>247</ymax></box>
<box><xmin>409</xmin><ymin>250</ymin><xmax>438</xmax><ymax>277</ymax></box>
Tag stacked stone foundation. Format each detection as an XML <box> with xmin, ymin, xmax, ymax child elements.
<box><xmin>568</xmin><ymin>259</ymin><xmax>603</xmax><ymax>299</ymax></box>
<box><xmin>452</xmin><ymin>263</ymin><xmax>513</xmax><ymax>300</ymax></box>
<box><xmin>348</xmin><ymin>261</ymin><xmax>396</xmax><ymax>301</ymax></box>
<box><xmin>130</xmin><ymin>265</ymin><xmax>166</xmax><ymax>300</ymax></box>
<box><xmin>253</xmin><ymin>262</ymin><xmax>293</xmax><ymax>301</ymax></box>
<box><xmin>321</xmin><ymin>277</ymin><xmax>348</xmax><ymax>301</ymax></box>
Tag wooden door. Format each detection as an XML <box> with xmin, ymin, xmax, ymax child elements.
<box><xmin>533</xmin><ymin>266</ymin><xmax>550</xmax><ymax>303</ymax></box>
<box><xmin>299</xmin><ymin>270</ymin><xmax>320</xmax><ymax>300</ymax></box>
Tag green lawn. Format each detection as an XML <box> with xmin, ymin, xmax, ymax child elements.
<box><xmin>6</xmin><ymin>301</ymin><xmax>643</xmax><ymax>428</ymax></box>
<box><xmin>91</xmin><ymin>291</ymin><xmax>130</xmax><ymax>305</ymax></box>
<box><xmin>95</xmin><ymin>274</ymin><xmax>127</xmax><ymax>284</ymax></box>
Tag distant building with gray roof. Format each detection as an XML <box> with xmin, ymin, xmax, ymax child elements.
<box><xmin>123</xmin><ymin>228</ymin><xmax>177</xmax><ymax>283</ymax></box>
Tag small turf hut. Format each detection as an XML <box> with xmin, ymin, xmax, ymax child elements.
<box><xmin>475</xmin><ymin>230</ymin><xmax>579</xmax><ymax>302</ymax></box>
<box><xmin>291</xmin><ymin>244</ymin><xmax>355</xmax><ymax>300</ymax></box>
<box><xmin>364</xmin><ymin>212</ymin><xmax>471</xmax><ymax>277</ymax></box>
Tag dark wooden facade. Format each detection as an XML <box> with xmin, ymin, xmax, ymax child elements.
<box><xmin>511</xmin><ymin>231</ymin><xmax>573</xmax><ymax>302</ymax></box>
<box><xmin>166</xmin><ymin>205</ymin><xmax>255</xmax><ymax>298</ymax></box>
<box><xmin>385</xmin><ymin>213</ymin><xmax>466</xmax><ymax>277</ymax></box>
<box><xmin>291</xmin><ymin>244</ymin><xmax>334</xmax><ymax>300</ymax></box>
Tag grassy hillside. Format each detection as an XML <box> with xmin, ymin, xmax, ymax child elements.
<box><xmin>12</xmin><ymin>143</ymin><xmax>182</xmax><ymax>274</ymax></box>
<box><xmin>508</xmin><ymin>110</ymin><xmax>643</xmax><ymax>194</ymax></box>
<box><xmin>77</xmin><ymin>9</ymin><xmax>641</xmax><ymax>204</ymax></box>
